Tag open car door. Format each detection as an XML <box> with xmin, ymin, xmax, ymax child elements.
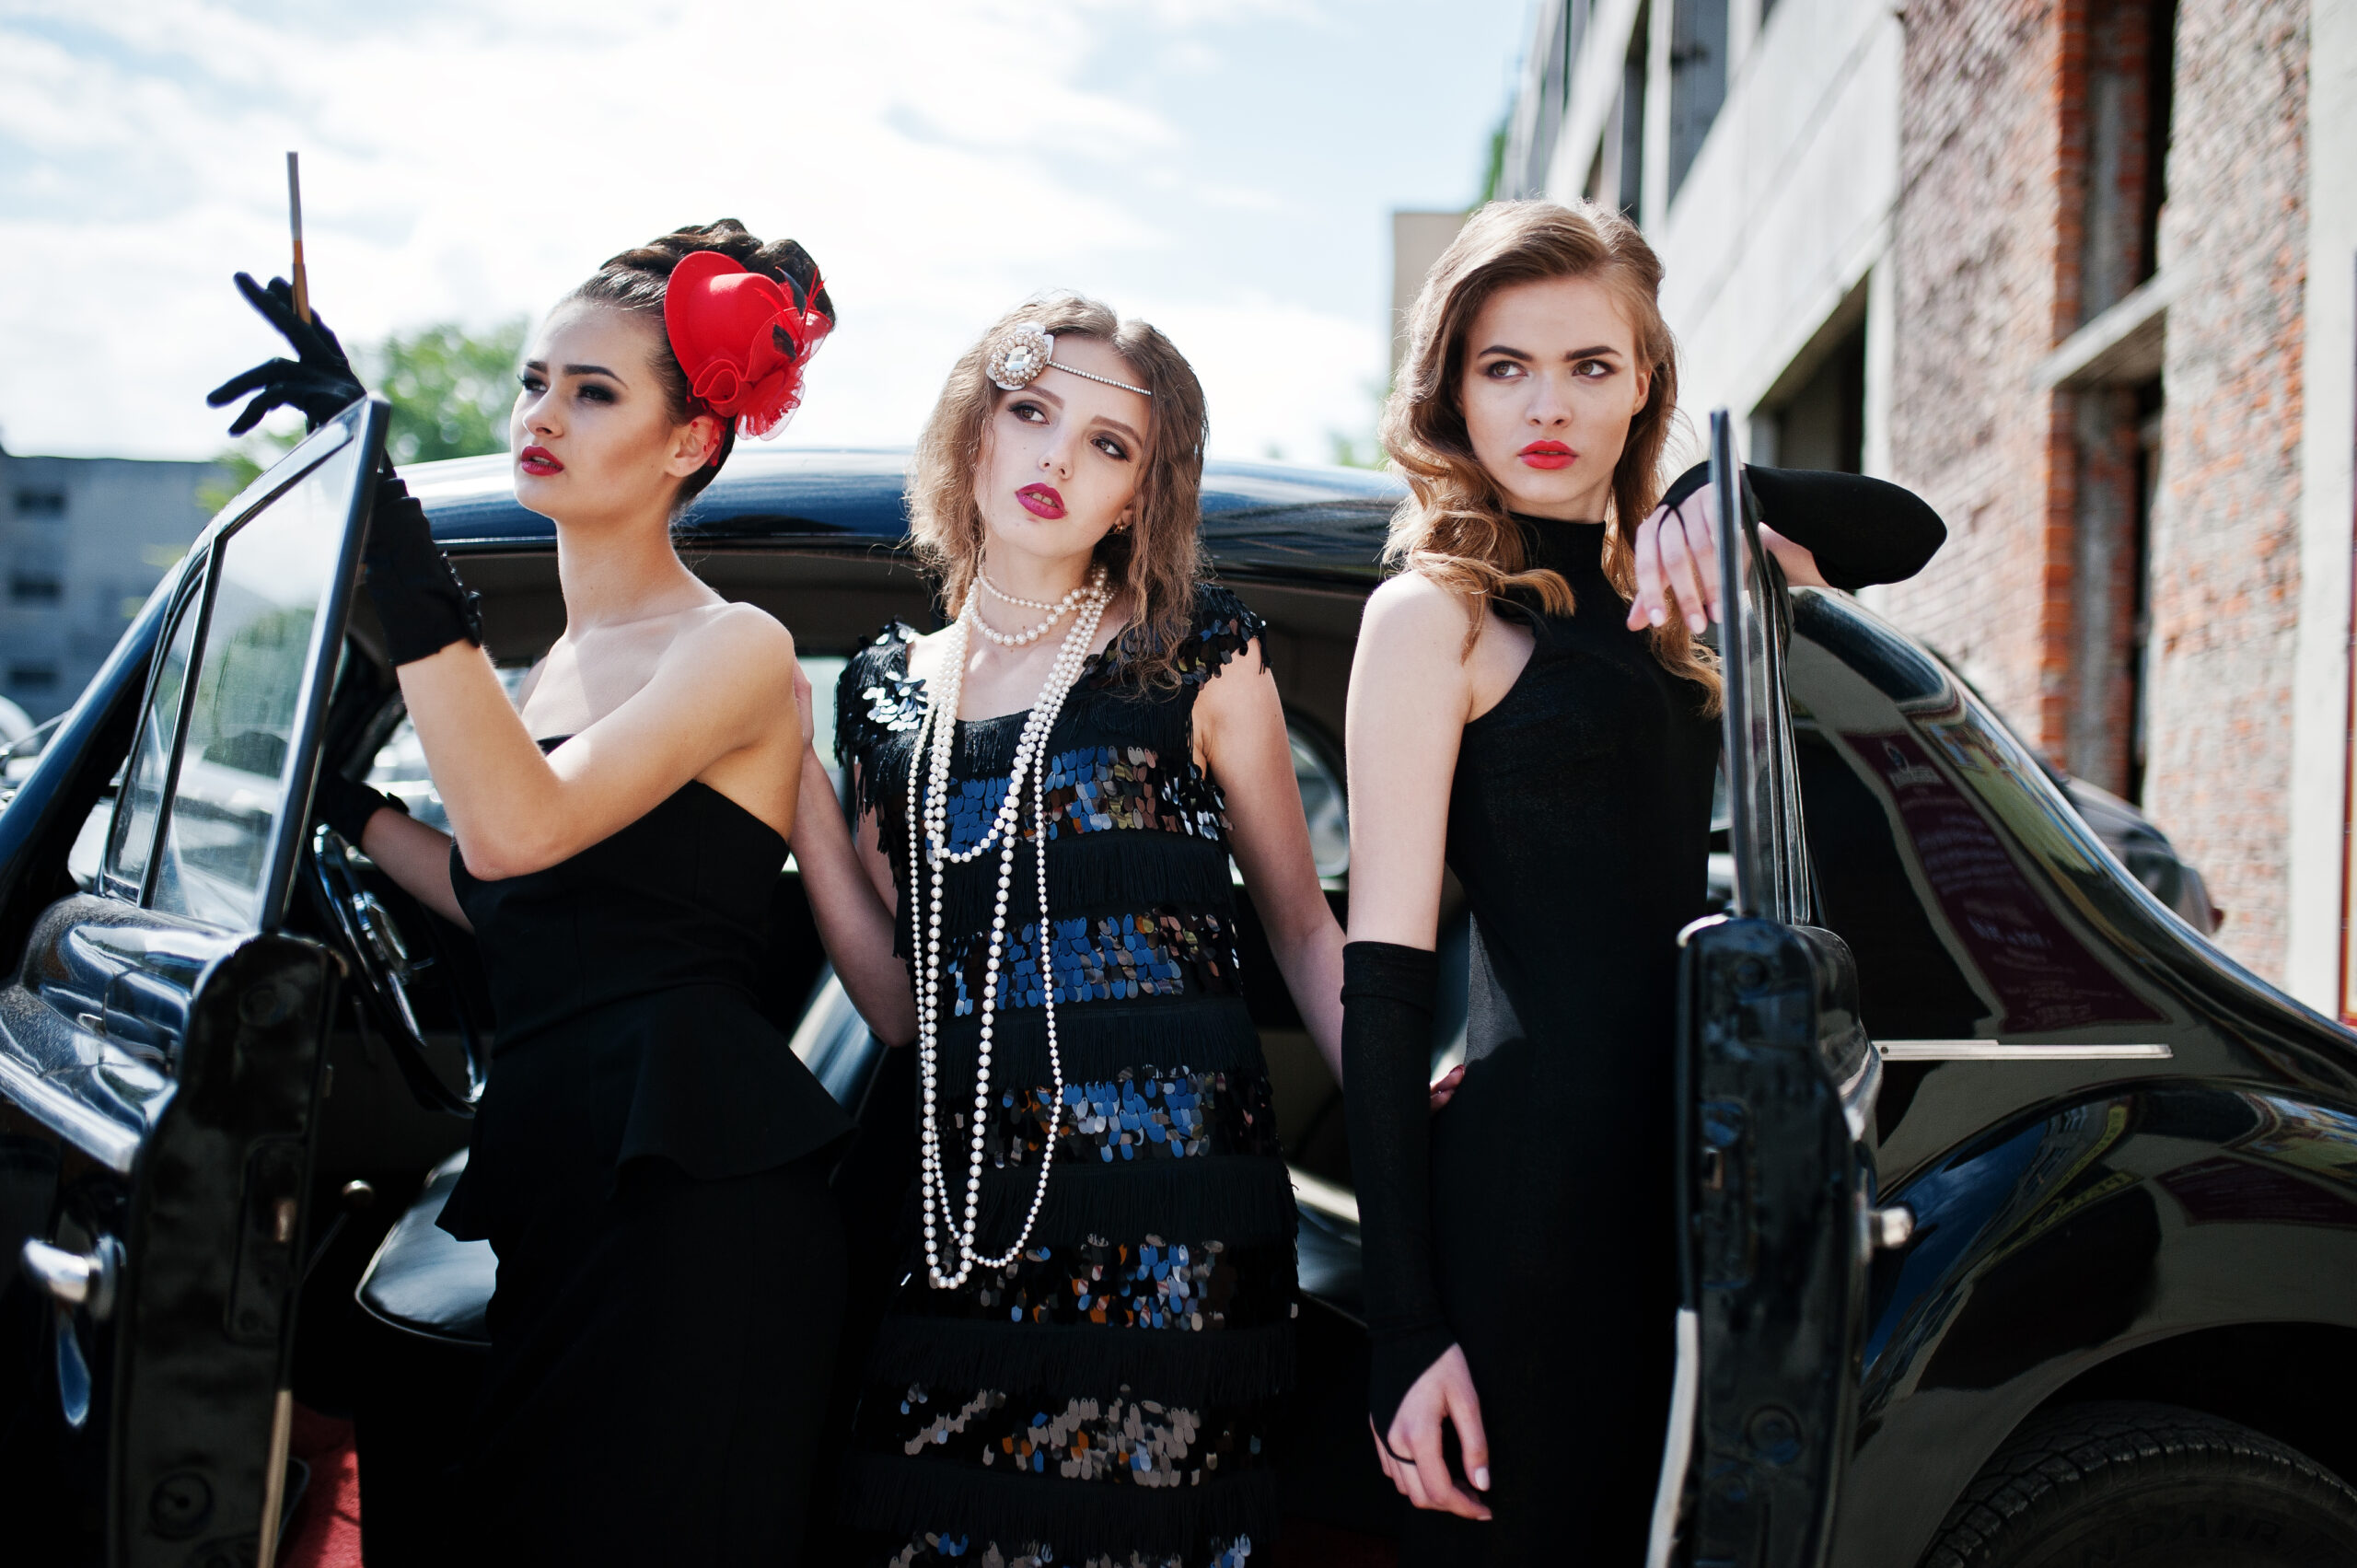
<box><xmin>1647</xmin><ymin>412</ymin><xmax>1888</xmax><ymax>1568</ymax></box>
<box><xmin>2</xmin><ymin>399</ymin><xmax>385</xmax><ymax>1567</ymax></box>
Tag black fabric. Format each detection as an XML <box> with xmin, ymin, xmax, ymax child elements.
<box><xmin>364</xmin><ymin>472</ymin><xmax>484</xmax><ymax>667</ymax></box>
<box><xmin>832</xmin><ymin>585</ymin><xmax>1294</xmax><ymax>1567</ymax></box>
<box><xmin>431</xmin><ymin>747</ymin><xmax>853</xmax><ymax>1563</ymax></box>
<box><xmin>1659</xmin><ymin>459</ymin><xmax>1947</xmax><ymax>591</ymax></box>
<box><xmin>449</xmin><ymin>1156</ymin><xmax>844</xmax><ymax>1567</ymax></box>
<box><xmin>205</xmin><ymin>272</ymin><xmax>366</xmax><ymax>435</ymax></box>
<box><xmin>313</xmin><ymin>768</ymin><xmax>406</xmax><ymax>847</ymax></box>
<box><xmin>1338</xmin><ymin>940</ymin><xmax>1453</xmax><ymax>1434</ymax></box>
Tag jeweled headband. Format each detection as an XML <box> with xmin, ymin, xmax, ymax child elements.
<box><xmin>985</xmin><ymin>322</ymin><xmax>1152</xmax><ymax>398</ymax></box>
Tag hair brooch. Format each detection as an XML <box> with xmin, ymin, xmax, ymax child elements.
<box><xmin>986</xmin><ymin>322</ymin><xmax>1151</xmax><ymax>398</ymax></box>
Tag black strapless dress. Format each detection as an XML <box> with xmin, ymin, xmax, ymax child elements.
<box><xmin>436</xmin><ymin>745</ymin><xmax>855</xmax><ymax>1565</ymax></box>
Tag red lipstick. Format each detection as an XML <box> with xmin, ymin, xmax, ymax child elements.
<box><xmin>1016</xmin><ymin>483</ymin><xmax>1065</xmax><ymax>520</ymax></box>
<box><xmin>1518</xmin><ymin>440</ymin><xmax>1574</xmax><ymax>470</ymax></box>
<box><xmin>519</xmin><ymin>445</ymin><xmax>563</xmax><ymax>477</ymax></box>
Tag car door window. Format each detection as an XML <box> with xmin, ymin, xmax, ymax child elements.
<box><xmin>101</xmin><ymin>582</ymin><xmax>204</xmax><ymax>901</ymax></box>
<box><xmin>150</xmin><ymin>436</ymin><xmax>363</xmax><ymax>929</ymax></box>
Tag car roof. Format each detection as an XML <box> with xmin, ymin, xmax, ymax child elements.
<box><xmin>405</xmin><ymin>445</ymin><xmax>1407</xmax><ymax>587</ymax></box>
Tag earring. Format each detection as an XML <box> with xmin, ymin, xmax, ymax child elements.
<box><xmin>1113</xmin><ymin>517</ymin><xmax>1133</xmax><ymax>534</ymax></box>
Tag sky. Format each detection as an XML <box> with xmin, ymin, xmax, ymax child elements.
<box><xmin>0</xmin><ymin>0</ymin><xmax>1533</xmax><ymax>467</ymax></box>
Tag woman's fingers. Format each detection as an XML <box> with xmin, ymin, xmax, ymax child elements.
<box><xmin>1428</xmin><ymin>1063</ymin><xmax>1466</xmax><ymax>1111</ymax></box>
<box><xmin>1628</xmin><ymin>512</ymin><xmax>1669</xmax><ymax>631</ymax></box>
<box><xmin>1369</xmin><ymin>1418</ymin><xmax>1407</xmax><ymax>1494</ymax></box>
<box><xmin>1656</xmin><ymin>512</ymin><xmax>1708</xmax><ymax>634</ymax></box>
<box><xmin>1676</xmin><ymin>494</ymin><xmax>1726</xmax><ymax>625</ymax></box>
<box><xmin>793</xmin><ymin>664</ymin><xmax>817</xmax><ymax>749</ymax></box>
<box><xmin>1447</xmin><ymin>1374</ymin><xmax>1494</xmax><ymax>1504</ymax></box>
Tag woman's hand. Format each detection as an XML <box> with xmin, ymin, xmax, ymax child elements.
<box><xmin>1628</xmin><ymin>484</ymin><xmax>1739</xmax><ymax>634</ymax></box>
<box><xmin>1372</xmin><ymin>1344</ymin><xmax>1492</xmax><ymax>1519</ymax></box>
<box><xmin>1627</xmin><ymin>483</ymin><xmax>1831</xmax><ymax>633</ymax></box>
<box><xmin>205</xmin><ymin>273</ymin><xmax>366</xmax><ymax>436</ymax></box>
<box><xmin>1428</xmin><ymin>1063</ymin><xmax>1466</xmax><ymax>1111</ymax></box>
<box><xmin>793</xmin><ymin>661</ymin><xmax>818</xmax><ymax>752</ymax></box>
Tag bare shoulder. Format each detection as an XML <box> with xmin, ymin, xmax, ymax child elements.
<box><xmin>1359</xmin><ymin>571</ymin><xmax>1480</xmax><ymax>663</ymax></box>
<box><xmin>668</xmin><ymin>601</ymin><xmax>798</xmax><ymax>687</ymax></box>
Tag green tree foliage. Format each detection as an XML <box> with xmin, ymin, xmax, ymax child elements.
<box><xmin>375</xmin><ymin>318</ymin><xmax>528</xmax><ymax>465</ymax></box>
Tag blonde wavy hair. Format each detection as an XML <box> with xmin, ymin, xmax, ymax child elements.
<box><xmin>908</xmin><ymin>294</ymin><xmax>1210</xmax><ymax>690</ymax></box>
<box><xmin>1382</xmin><ymin>199</ymin><xmax>1721</xmax><ymax>710</ymax></box>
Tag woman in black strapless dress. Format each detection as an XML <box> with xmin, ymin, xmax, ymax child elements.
<box><xmin>210</xmin><ymin>219</ymin><xmax>850</xmax><ymax>1563</ymax></box>
<box><xmin>1339</xmin><ymin>200</ymin><xmax>1945</xmax><ymax>1565</ymax></box>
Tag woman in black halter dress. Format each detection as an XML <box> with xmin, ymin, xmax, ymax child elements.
<box><xmin>1340</xmin><ymin>201</ymin><xmax>1945</xmax><ymax>1565</ymax></box>
<box><xmin>211</xmin><ymin>220</ymin><xmax>851</xmax><ymax>1563</ymax></box>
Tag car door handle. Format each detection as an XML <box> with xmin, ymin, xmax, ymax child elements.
<box><xmin>21</xmin><ymin>1236</ymin><xmax>123</xmax><ymax>1320</ymax></box>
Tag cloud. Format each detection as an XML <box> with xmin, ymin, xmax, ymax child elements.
<box><xmin>0</xmin><ymin>0</ymin><xmax>1523</xmax><ymax>464</ymax></box>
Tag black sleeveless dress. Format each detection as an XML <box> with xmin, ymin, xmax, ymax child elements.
<box><xmin>1406</xmin><ymin>519</ymin><xmax>1720</xmax><ymax>1563</ymax></box>
<box><xmin>833</xmin><ymin>587</ymin><xmax>1292</xmax><ymax>1568</ymax></box>
<box><xmin>435</xmin><ymin>744</ymin><xmax>855</xmax><ymax>1565</ymax></box>
<box><xmin>1356</xmin><ymin>474</ymin><xmax>1946</xmax><ymax>1565</ymax></box>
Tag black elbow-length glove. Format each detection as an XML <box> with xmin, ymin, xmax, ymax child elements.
<box><xmin>1341</xmin><ymin>940</ymin><xmax>1457</xmax><ymax>1434</ymax></box>
<box><xmin>206</xmin><ymin>272</ymin><xmax>480</xmax><ymax>666</ymax></box>
<box><xmin>1660</xmin><ymin>460</ymin><xmax>1948</xmax><ymax>590</ymax></box>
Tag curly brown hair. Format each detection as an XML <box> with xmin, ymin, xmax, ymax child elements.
<box><xmin>908</xmin><ymin>293</ymin><xmax>1210</xmax><ymax>689</ymax></box>
<box><xmin>1382</xmin><ymin>199</ymin><xmax>1720</xmax><ymax>710</ymax></box>
<box><xmin>565</xmin><ymin>218</ymin><xmax>833</xmax><ymax>516</ymax></box>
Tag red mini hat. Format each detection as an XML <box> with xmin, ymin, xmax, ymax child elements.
<box><xmin>662</xmin><ymin>250</ymin><xmax>832</xmax><ymax>442</ymax></box>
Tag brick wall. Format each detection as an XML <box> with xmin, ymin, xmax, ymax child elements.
<box><xmin>1885</xmin><ymin>0</ymin><xmax>2310</xmax><ymax>977</ymax></box>
<box><xmin>2140</xmin><ymin>0</ymin><xmax>2308</xmax><ymax>970</ymax></box>
<box><xmin>1883</xmin><ymin>0</ymin><xmax>2076</xmax><ymax>751</ymax></box>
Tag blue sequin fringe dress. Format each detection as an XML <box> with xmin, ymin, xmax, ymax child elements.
<box><xmin>833</xmin><ymin>586</ymin><xmax>1294</xmax><ymax>1568</ymax></box>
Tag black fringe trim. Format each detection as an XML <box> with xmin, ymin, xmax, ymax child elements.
<box><xmin>865</xmin><ymin>1318</ymin><xmax>1295</xmax><ymax>1409</ymax></box>
<box><xmin>844</xmin><ymin>1450</ymin><xmax>1282</xmax><ymax>1562</ymax></box>
<box><xmin>921</xmin><ymin>1155</ymin><xmax>1301</xmax><ymax>1249</ymax></box>
<box><xmin>930</xmin><ymin>997</ymin><xmax>1266</xmax><ymax>1079</ymax></box>
<box><xmin>906</xmin><ymin>830</ymin><xmax>1240</xmax><ymax>951</ymax></box>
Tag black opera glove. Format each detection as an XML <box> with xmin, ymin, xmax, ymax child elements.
<box><xmin>313</xmin><ymin>770</ymin><xmax>408</xmax><ymax>848</ymax></box>
<box><xmin>204</xmin><ymin>272</ymin><xmax>366</xmax><ymax>436</ymax></box>
<box><xmin>1340</xmin><ymin>939</ymin><xmax>1458</xmax><ymax>1434</ymax></box>
<box><xmin>365</xmin><ymin>470</ymin><xmax>483</xmax><ymax>668</ymax></box>
<box><xmin>1658</xmin><ymin>460</ymin><xmax>1948</xmax><ymax>592</ymax></box>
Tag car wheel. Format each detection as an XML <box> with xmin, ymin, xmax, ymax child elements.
<box><xmin>1922</xmin><ymin>1401</ymin><xmax>2357</xmax><ymax>1567</ymax></box>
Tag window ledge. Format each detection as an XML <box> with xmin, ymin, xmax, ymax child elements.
<box><xmin>2036</xmin><ymin>272</ymin><xmax>2177</xmax><ymax>389</ymax></box>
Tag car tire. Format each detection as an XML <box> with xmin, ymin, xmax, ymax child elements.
<box><xmin>1921</xmin><ymin>1400</ymin><xmax>2357</xmax><ymax>1567</ymax></box>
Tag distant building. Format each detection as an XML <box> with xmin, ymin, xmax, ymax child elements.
<box><xmin>0</xmin><ymin>444</ymin><xmax>226</xmax><ymax>723</ymax></box>
<box><xmin>1494</xmin><ymin>0</ymin><xmax>2355</xmax><ymax>1015</ymax></box>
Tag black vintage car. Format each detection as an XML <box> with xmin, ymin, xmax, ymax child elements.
<box><xmin>5</xmin><ymin>400</ymin><xmax>2354</xmax><ymax>1567</ymax></box>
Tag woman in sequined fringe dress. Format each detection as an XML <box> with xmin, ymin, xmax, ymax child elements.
<box><xmin>1340</xmin><ymin>200</ymin><xmax>1947</xmax><ymax>1566</ymax></box>
<box><xmin>789</xmin><ymin>295</ymin><xmax>1347</xmax><ymax>1568</ymax></box>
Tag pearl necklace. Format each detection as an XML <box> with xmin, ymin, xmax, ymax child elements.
<box><xmin>971</xmin><ymin>565</ymin><xmax>1108</xmax><ymax>648</ymax></box>
<box><xmin>906</xmin><ymin>578</ymin><xmax>1112</xmax><ymax>1290</ymax></box>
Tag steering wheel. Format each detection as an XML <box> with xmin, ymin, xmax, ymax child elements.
<box><xmin>306</xmin><ymin>823</ymin><xmax>485</xmax><ymax>1115</ymax></box>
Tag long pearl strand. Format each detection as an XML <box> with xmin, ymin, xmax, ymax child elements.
<box><xmin>972</xmin><ymin>564</ymin><xmax>1109</xmax><ymax>648</ymax></box>
<box><xmin>907</xmin><ymin>575</ymin><xmax>1111</xmax><ymax>1291</ymax></box>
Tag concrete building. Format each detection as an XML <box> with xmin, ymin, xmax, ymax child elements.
<box><xmin>0</xmin><ymin>445</ymin><xmax>226</xmax><ymax>725</ymax></box>
<box><xmin>1496</xmin><ymin>0</ymin><xmax>2355</xmax><ymax>1015</ymax></box>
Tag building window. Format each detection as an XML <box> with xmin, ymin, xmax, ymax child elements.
<box><xmin>13</xmin><ymin>490</ymin><xmax>65</xmax><ymax>520</ymax></box>
<box><xmin>7</xmin><ymin>663</ymin><xmax>58</xmax><ymax>692</ymax></box>
<box><xmin>1587</xmin><ymin>4</ymin><xmax>1650</xmax><ymax>219</ymax></box>
<box><xmin>1666</xmin><ymin>0</ymin><xmax>1729</xmax><ymax>203</ymax></box>
<box><xmin>8</xmin><ymin>574</ymin><xmax>61</xmax><ymax>606</ymax></box>
<box><xmin>1759</xmin><ymin>315</ymin><xmax>1867</xmax><ymax>473</ymax></box>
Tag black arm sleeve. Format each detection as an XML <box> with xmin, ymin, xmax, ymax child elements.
<box><xmin>1341</xmin><ymin>939</ymin><xmax>1457</xmax><ymax>1433</ymax></box>
<box><xmin>1659</xmin><ymin>461</ymin><xmax>1947</xmax><ymax>591</ymax></box>
<box><xmin>364</xmin><ymin>470</ymin><xmax>483</xmax><ymax>667</ymax></box>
